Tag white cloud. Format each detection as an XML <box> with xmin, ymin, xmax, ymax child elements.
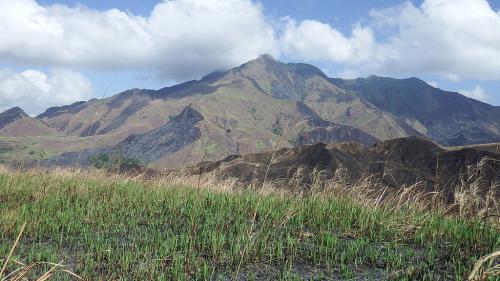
<box><xmin>0</xmin><ymin>0</ymin><xmax>276</xmax><ymax>81</ymax></box>
<box><xmin>427</xmin><ymin>81</ymin><xmax>439</xmax><ymax>88</ymax></box>
<box><xmin>0</xmin><ymin>0</ymin><xmax>499</xmax><ymax>99</ymax></box>
<box><xmin>2</xmin><ymin>0</ymin><xmax>500</xmax><ymax>84</ymax></box>
<box><xmin>367</xmin><ymin>0</ymin><xmax>500</xmax><ymax>80</ymax></box>
<box><xmin>278</xmin><ymin>0</ymin><xmax>500</xmax><ymax>82</ymax></box>
<box><xmin>459</xmin><ymin>85</ymin><xmax>490</xmax><ymax>103</ymax></box>
<box><xmin>0</xmin><ymin>68</ymin><xmax>92</xmax><ymax>115</ymax></box>
<box><xmin>280</xmin><ymin>19</ymin><xmax>375</xmax><ymax>64</ymax></box>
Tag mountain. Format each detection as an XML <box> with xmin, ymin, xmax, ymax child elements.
<box><xmin>0</xmin><ymin>107</ymin><xmax>28</xmax><ymax>128</ymax></box>
<box><xmin>0</xmin><ymin>107</ymin><xmax>57</xmax><ymax>137</ymax></box>
<box><xmin>330</xmin><ymin>76</ymin><xmax>500</xmax><ymax>146</ymax></box>
<box><xmin>230</xmin><ymin>55</ymin><xmax>422</xmax><ymax>140</ymax></box>
<box><xmin>33</xmin><ymin>55</ymin><xmax>419</xmax><ymax>143</ymax></box>
<box><xmin>2</xmin><ymin>55</ymin><xmax>500</xmax><ymax>167</ymax></box>
<box><xmin>43</xmin><ymin>103</ymin><xmax>379</xmax><ymax>168</ymax></box>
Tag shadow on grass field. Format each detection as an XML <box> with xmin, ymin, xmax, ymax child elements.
<box><xmin>0</xmin><ymin>167</ymin><xmax>498</xmax><ymax>280</ymax></box>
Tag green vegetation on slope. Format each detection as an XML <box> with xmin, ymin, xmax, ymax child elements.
<box><xmin>0</xmin><ymin>139</ymin><xmax>52</xmax><ymax>162</ymax></box>
<box><xmin>88</xmin><ymin>152</ymin><xmax>141</xmax><ymax>169</ymax></box>
<box><xmin>0</xmin><ymin>170</ymin><xmax>499</xmax><ymax>280</ymax></box>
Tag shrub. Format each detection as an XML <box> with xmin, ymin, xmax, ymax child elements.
<box><xmin>89</xmin><ymin>152</ymin><xmax>140</xmax><ymax>169</ymax></box>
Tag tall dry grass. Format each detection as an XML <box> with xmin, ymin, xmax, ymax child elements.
<box><xmin>2</xmin><ymin>156</ymin><xmax>498</xmax><ymax>222</ymax></box>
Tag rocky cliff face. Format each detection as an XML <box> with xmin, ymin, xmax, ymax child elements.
<box><xmin>117</xmin><ymin>105</ymin><xmax>204</xmax><ymax>163</ymax></box>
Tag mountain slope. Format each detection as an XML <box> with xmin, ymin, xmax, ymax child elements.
<box><xmin>223</xmin><ymin>55</ymin><xmax>421</xmax><ymax>140</ymax></box>
<box><xmin>194</xmin><ymin>137</ymin><xmax>500</xmax><ymax>197</ymax></box>
<box><xmin>0</xmin><ymin>107</ymin><xmax>28</xmax><ymax>129</ymax></box>
<box><xmin>43</xmin><ymin>102</ymin><xmax>378</xmax><ymax>168</ymax></box>
<box><xmin>330</xmin><ymin>76</ymin><xmax>500</xmax><ymax>145</ymax></box>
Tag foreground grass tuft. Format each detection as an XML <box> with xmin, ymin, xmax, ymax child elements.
<box><xmin>0</xmin><ymin>169</ymin><xmax>499</xmax><ymax>280</ymax></box>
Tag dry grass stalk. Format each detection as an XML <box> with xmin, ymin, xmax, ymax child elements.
<box><xmin>234</xmin><ymin>119</ymin><xmax>292</xmax><ymax>279</ymax></box>
<box><xmin>468</xmin><ymin>249</ymin><xmax>500</xmax><ymax>281</ymax></box>
<box><xmin>1</xmin><ymin>158</ymin><xmax>497</xmax><ymax>222</ymax></box>
<box><xmin>0</xmin><ymin>222</ymin><xmax>82</xmax><ymax>281</ymax></box>
<box><xmin>0</xmin><ymin>223</ymin><xmax>25</xmax><ymax>279</ymax></box>
<box><xmin>76</xmin><ymin>89</ymin><xmax>108</xmax><ymax>166</ymax></box>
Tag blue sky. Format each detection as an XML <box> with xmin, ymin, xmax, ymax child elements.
<box><xmin>1</xmin><ymin>0</ymin><xmax>500</xmax><ymax>114</ymax></box>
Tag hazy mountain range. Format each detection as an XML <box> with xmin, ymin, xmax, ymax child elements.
<box><xmin>1</xmin><ymin>55</ymin><xmax>499</xmax><ymax>167</ymax></box>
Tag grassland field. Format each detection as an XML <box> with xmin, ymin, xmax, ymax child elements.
<box><xmin>0</xmin><ymin>168</ymin><xmax>499</xmax><ymax>280</ymax></box>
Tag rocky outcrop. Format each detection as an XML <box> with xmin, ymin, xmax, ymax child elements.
<box><xmin>116</xmin><ymin>105</ymin><xmax>204</xmax><ymax>163</ymax></box>
<box><xmin>295</xmin><ymin>101</ymin><xmax>379</xmax><ymax>146</ymax></box>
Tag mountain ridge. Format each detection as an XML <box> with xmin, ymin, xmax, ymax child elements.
<box><xmin>192</xmin><ymin>136</ymin><xmax>500</xmax><ymax>198</ymax></box>
<box><xmin>0</xmin><ymin>107</ymin><xmax>57</xmax><ymax>137</ymax></box>
<box><xmin>329</xmin><ymin>75</ymin><xmax>500</xmax><ymax>145</ymax></box>
<box><xmin>1</xmin><ymin>55</ymin><xmax>499</xmax><ymax>167</ymax></box>
<box><xmin>0</xmin><ymin>107</ymin><xmax>29</xmax><ymax>129</ymax></box>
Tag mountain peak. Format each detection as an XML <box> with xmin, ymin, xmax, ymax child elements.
<box><xmin>256</xmin><ymin>53</ymin><xmax>277</xmax><ymax>63</ymax></box>
<box><xmin>0</xmin><ymin>107</ymin><xmax>29</xmax><ymax>130</ymax></box>
<box><xmin>2</xmin><ymin>106</ymin><xmax>28</xmax><ymax>117</ymax></box>
<box><xmin>241</xmin><ymin>54</ymin><xmax>282</xmax><ymax>69</ymax></box>
<box><xmin>174</xmin><ymin>105</ymin><xmax>204</xmax><ymax>123</ymax></box>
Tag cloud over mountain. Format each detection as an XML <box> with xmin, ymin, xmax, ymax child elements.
<box><xmin>0</xmin><ymin>0</ymin><xmax>500</xmax><ymax>113</ymax></box>
<box><xmin>280</xmin><ymin>19</ymin><xmax>375</xmax><ymax>64</ymax></box>
<box><xmin>0</xmin><ymin>0</ymin><xmax>276</xmax><ymax>80</ymax></box>
<box><xmin>460</xmin><ymin>85</ymin><xmax>491</xmax><ymax>103</ymax></box>
<box><xmin>1</xmin><ymin>0</ymin><xmax>500</xmax><ymax>82</ymax></box>
<box><xmin>0</xmin><ymin>68</ymin><xmax>92</xmax><ymax>115</ymax></box>
<box><xmin>368</xmin><ymin>0</ymin><xmax>500</xmax><ymax>80</ymax></box>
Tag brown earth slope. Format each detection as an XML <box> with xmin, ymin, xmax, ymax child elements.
<box><xmin>193</xmin><ymin>137</ymin><xmax>500</xmax><ymax>198</ymax></box>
